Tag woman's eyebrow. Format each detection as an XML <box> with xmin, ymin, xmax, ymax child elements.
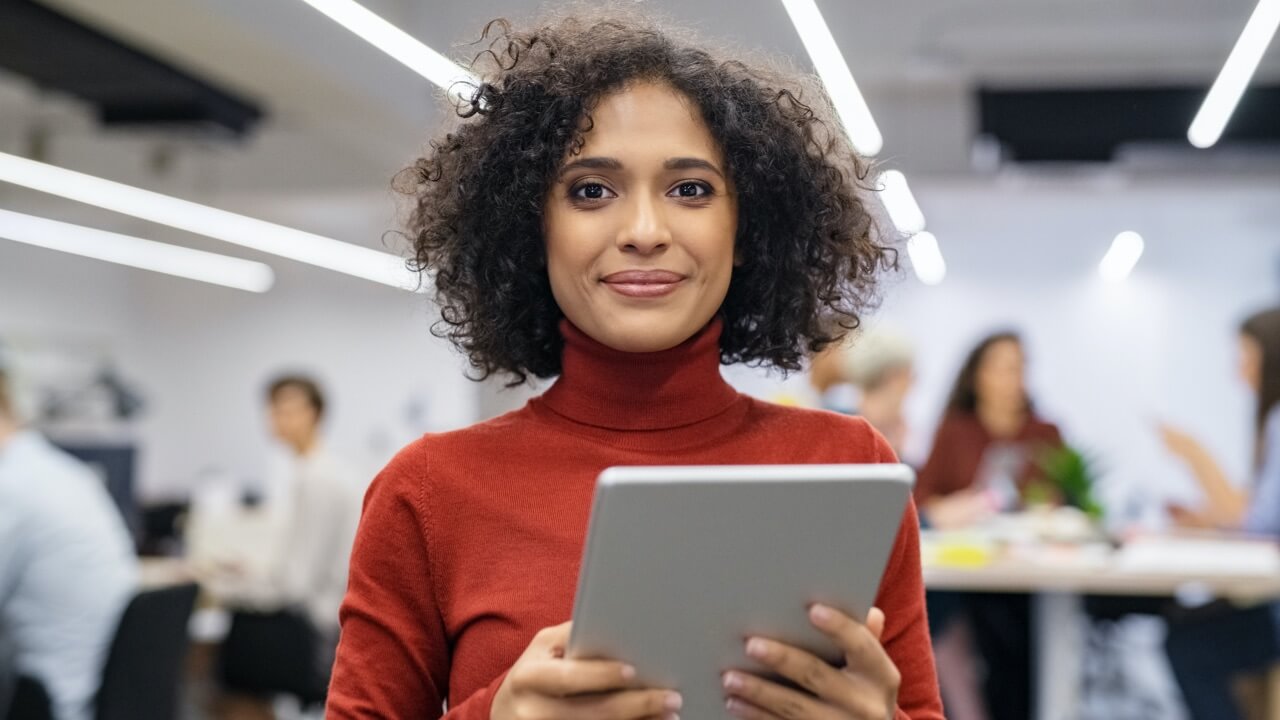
<box><xmin>556</xmin><ymin>156</ymin><xmax>725</xmax><ymax>180</ymax></box>
<box><xmin>663</xmin><ymin>157</ymin><xmax>724</xmax><ymax>180</ymax></box>
<box><xmin>557</xmin><ymin>156</ymin><xmax>623</xmax><ymax>177</ymax></box>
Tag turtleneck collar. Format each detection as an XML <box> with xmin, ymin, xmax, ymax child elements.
<box><xmin>538</xmin><ymin>317</ymin><xmax>741</xmax><ymax>431</ymax></box>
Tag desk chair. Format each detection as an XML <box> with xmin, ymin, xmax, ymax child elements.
<box><xmin>95</xmin><ymin>582</ymin><xmax>200</xmax><ymax>720</ymax></box>
<box><xmin>5</xmin><ymin>676</ymin><xmax>53</xmax><ymax>720</ymax></box>
<box><xmin>2</xmin><ymin>583</ymin><xmax>199</xmax><ymax>720</ymax></box>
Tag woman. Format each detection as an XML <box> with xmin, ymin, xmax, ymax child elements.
<box><xmin>325</xmin><ymin>10</ymin><xmax>943</xmax><ymax>720</ymax></box>
<box><xmin>917</xmin><ymin>331</ymin><xmax>1064</xmax><ymax>523</ymax></box>
<box><xmin>916</xmin><ymin>331</ymin><xmax>1064</xmax><ymax>720</ymax></box>
<box><xmin>1160</xmin><ymin>307</ymin><xmax>1280</xmax><ymax>720</ymax></box>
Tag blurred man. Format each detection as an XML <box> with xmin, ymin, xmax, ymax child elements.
<box><xmin>205</xmin><ymin>375</ymin><xmax>360</xmax><ymax>709</ymax></box>
<box><xmin>0</xmin><ymin>368</ymin><xmax>137</xmax><ymax>720</ymax></box>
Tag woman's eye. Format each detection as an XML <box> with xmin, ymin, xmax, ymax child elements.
<box><xmin>571</xmin><ymin>183</ymin><xmax>614</xmax><ymax>201</ymax></box>
<box><xmin>672</xmin><ymin>181</ymin><xmax>711</xmax><ymax>198</ymax></box>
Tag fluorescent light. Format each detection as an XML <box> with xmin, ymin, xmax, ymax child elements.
<box><xmin>779</xmin><ymin>0</ymin><xmax>883</xmax><ymax>156</ymax></box>
<box><xmin>906</xmin><ymin>232</ymin><xmax>946</xmax><ymax>285</ymax></box>
<box><xmin>0</xmin><ymin>208</ymin><xmax>274</xmax><ymax>293</ymax></box>
<box><xmin>877</xmin><ymin>170</ymin><xmax>927</xmax><ymax>235</ymax></box>
<box><xmin>296</xmin><ymin>0</ymin><xmax>478</xmax><ymax>103</ymax></box>
<box><xmin>0</xmin><ymin>152</ymin><xmax>415</xmax><ymax>290</ymax></box>
<box><xmin>1188</xmin><ymin>0</ymin><xmax>1280</xmax><ymax>149</ymax></box>
<box><xmin>1100</xmin><ymin>231</ymin><xmax>1145</xmax><ymax>282</ymax></box>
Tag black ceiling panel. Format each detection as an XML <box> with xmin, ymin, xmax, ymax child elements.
<box><xmin>0</xmin><ymin>0</ymin><xmax>263</xmax><ymax>136</ymax></box>
<box><xmin>979</xmin><ymin>85</ymin><xmax>1280</xmax><ymax>162</ymax></box>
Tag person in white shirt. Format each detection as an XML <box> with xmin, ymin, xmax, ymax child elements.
<box><xmin>0</xmin><ymin>368</ymin><xmax>137</xmax><ymax>720</ymax></box>
<box><xmin>205</xmin><ymin>375</ymin><xmax>360</xmax><ymax>704</ymax></box>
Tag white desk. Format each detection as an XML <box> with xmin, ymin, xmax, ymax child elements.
<box><xmin>922</xmin><ymin>534</ymin><xmax>1280</xmax><ymax>720</ymax></box>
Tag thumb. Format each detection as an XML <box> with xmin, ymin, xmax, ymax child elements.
<box><xmin>866</xmin><ymin>607</ymin><xmax>886</xmax><ymax>642</ymax></box>
<box><xmin>533</xmin><ymin>621</ymin><xmax>573</xmax><ymax>656</ymax></box>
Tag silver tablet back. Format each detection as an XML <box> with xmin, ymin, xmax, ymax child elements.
<box><xmin>568</xmin><ymin>463</ymin><xmax>915</xmax><ymax>719</ymax></box>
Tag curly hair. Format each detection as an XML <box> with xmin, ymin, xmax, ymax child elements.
<box><xmin>399</xmin><ymin>8</ymin><xmax>897</xmax><ymax>384</ymax></box>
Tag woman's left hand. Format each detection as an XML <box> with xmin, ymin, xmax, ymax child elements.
<box><xmin>722</xmin><ymin>605</ymin><xmax>900</xmax><ymax>720</ymax></box>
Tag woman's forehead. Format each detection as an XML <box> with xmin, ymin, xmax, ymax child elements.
<box><xmin>571</xmin><ymin>82</ymin><xmax>723</xmax><ymax>164</ymax></box>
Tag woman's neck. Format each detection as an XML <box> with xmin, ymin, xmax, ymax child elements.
<box><xmin>539</xmin><ymin>317</ymin><xmax>739</xmax><ymax>431</ymax></box>
<box><xmin>976</xmin><ymin>401</ymin><xmax>1026</xmax><ymax>439</ymax></box>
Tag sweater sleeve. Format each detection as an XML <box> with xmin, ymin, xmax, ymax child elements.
<box><xmin>872</xmin><ymin>430</ymin><xmax>945</xmax><ymax>720</ymax></box>
<box><xmin>326</xmin><ymin>444</ymin><xmax>499</xmax><ymax>720</ymax></box>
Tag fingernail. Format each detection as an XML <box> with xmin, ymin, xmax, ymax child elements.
<box><xmin>745</xmin><ymin>638</ymin><xmax>768</xmax><ymax>658</ymax></box>
<box><xmin>620</xmin><ymin>664</ymin><xmax>636</xmax><ymax>680</ymax></box>
<box><xmin>723</xmin><ymin>672</ymin><xmax>745</xmax><ymax>691</ymax></box>
<box><xmin>664</xmin><ymin>714</ymin><xmax>680</xmax><ymax>720</ymax></box>
<box><xmin>664</xmin><ymin>692</ymin><xmax>683</xmax><ymax>711</ymax></box>
<box><xmin>726</xmin><ymin>698</ymin><xmax>745</xmax><ymax>716</ymax></box>
<box><xmin>810</xmin><ymin>604</ymin><xmax>834</xmax><ymax>623</ymax></box>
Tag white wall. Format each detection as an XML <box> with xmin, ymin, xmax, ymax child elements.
<box><xmin>730</xmin><ymin>174</ymin><xmax>1280</xmax><ymax>523</ymax></box>
<box><xmin>0</xmin><ymin>192</ymin><xmax>478</xmax><ymax>502</ymax></box>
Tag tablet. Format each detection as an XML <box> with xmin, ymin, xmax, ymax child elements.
<box><xmin>567</xmin><ymin>463</ymin><xmax>914</xmax><ymax>718</ymax></box>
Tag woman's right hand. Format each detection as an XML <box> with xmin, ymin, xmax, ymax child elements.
<box><xmin>924</xmin><ymin>489</ymin><xmax>996</xmax><ymax>530</ymax></box>
<box><xmin>1158</xmin><ymin>424</ymin><xmax>1209</xmax><ymax>465</ymax></box>
<box><xmin>490</xmin><ymin>622</ymin><xmax>683</xmax><ymax>720</ymax></box>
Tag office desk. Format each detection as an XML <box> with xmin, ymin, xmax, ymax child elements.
<box><xmin>138</xmin><ymin>556</ymin><xmax>194</xmax><ymax>590</ymax></box>
<box><xmin>922</xmin><ymin>533</ymin><xmax>1280</xmax><ymax>720</ymax></box>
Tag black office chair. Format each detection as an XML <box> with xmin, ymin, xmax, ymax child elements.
<box><xmin>4</xmin><ymin>675</ymin><xmax>54</xmax><ymax>720</ymax></box>
<box><xmin>4</xmin><ymin>583</ymin><xmax>199</xmax><ymax>720</ymax></box>
<box><xmin>94</xmin><ymin>583</ymin><xmax>199</xmax><ymax>720</ymax></box>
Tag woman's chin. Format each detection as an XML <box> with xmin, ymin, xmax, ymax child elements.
<box><xmin>588</xmin><ymin>317</ymin><xmax>703</xmax><ymax>354</ymax></box>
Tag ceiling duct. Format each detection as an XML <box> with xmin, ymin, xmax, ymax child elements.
<box><xmin>0</xmin><ymin>0</ymin><xmax>263</xmax><ymax>137</ymax></box>
<box><xmin>979</xmin><ymin>85</ymin><xmax>1280</xmax><ymax>162</ymax></box>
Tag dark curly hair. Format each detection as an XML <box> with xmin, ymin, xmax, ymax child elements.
<box><xmin>400</xmin><ymin>8</ymin><xmax>897</xmax><ymax>384</ymax></box>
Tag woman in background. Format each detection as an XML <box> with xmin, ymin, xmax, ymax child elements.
<box><xmin>1160</xmin><ymin>307</ymin><xmax>1280</xmax><ymax>720</ymax></box>
<box><xmin>917</xmin><ymin>331</ymin><xmax>1064</xmax><ymax>720</ymax></box>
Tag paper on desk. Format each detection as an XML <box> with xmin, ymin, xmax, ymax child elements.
<box><xmin>1115</xmin><ymin>537</ymin><xmax>1280</xmax><ymax>576</ymax></box>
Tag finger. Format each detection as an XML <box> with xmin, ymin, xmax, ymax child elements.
<box><xmin>512</xmin><ymin>657</ymin><xmax>638</xmax><ymax>697</ymax></box>
<box><xmin>725</xmin><ymin>696</ymin><xmax>783</xmax><ymax>720</ymax></box>
<box><xmin>809</xmin><ymin>604</ymin><xmax>899</xmax><ymax>688</ymax></box>
<box><xmin>530</xmin><ymin>621</ymin><xmax>573</xmax><ymax>654</ymax></box>
<box><xmin>560</xmin><ymin>688</ymin><xmax>684</xmax><ymax>720</ymax></box>
<box><xmin>743</xmin><ymin>636</ymin><xmax>847</xmax><ymax>702</ymax></box>
<box><xmin>722</xmin><ymin>671</ymin><xmax>841</xmax><ymax>720</ymax></box>
<box><xmin>866</xmin><ymin>607</ymin><xmax>886</xmax><ymax>642</ymax></box>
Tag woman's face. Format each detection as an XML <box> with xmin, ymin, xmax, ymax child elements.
<box><xmin>975</xmin><ymin>339</ymin><xmax>1026</xmax><ymax>411</ymax></box>
<box><xmin>542</xmin><ymin>81</ymin><xmax>738</xmax><ymax>353</ymax></box>
<box><xmin>1240</xmin><ymin>333</ymin><xmax>1263</xmax><ymax>393</ymax></box>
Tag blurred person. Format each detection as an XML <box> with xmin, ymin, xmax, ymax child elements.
<box><xmin>1159</xmin><ymin>307</ymin><xmax>1280</xmax><ymax>720</ymax></box>
<box><xmin>917</xmin><ymin>331</ymin><xmax>1065</xmax><ymax>524</ymax></box>
<box><xmin>203</xmin><ymin>375</ymin><xmax>359</xmax><ymax>710</ymax></box>
<box><xmin>0</xmin><ymin>367</ymin><xmax>137</xmax><ymax>720</ymax></box>
<box><xmin>810</xmin><ymin>329</ymin><xmax>914</xmax><ymax>455</ymax></box>
<box><xmin>326</xmin><ymin>10</ymin><xmax>944</xmax><ymax>720</ymax></box>
<box><xmin>917</xmin><ymin>331</ymin><xmax>1065</xmax><ymax>720</ymax></box>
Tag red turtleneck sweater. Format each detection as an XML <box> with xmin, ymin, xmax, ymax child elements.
<box><xmin>326</xmin><ymin>320</ymin><xmax>942</xmax><ymax>719</ymax></box>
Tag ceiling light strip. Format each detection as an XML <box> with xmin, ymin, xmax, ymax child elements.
<box><xmin>0</xmin><ymin>208</ymin><xmax>275</xmax><ymax>293</ymax></box>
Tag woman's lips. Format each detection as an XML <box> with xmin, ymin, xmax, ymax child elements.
<box><xmin>601</xmin><ymin>270</ymin><xmax>687</xmax><ymax>298</ymax></box>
